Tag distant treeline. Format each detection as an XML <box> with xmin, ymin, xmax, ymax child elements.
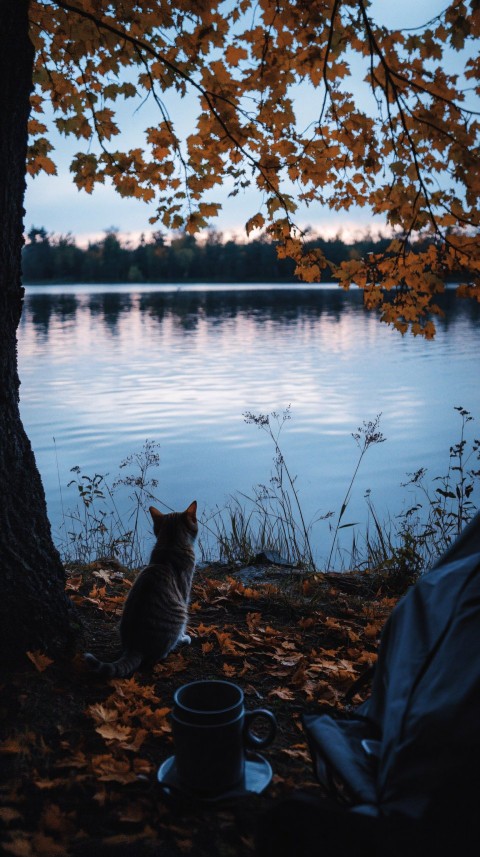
<box><xmin>22</xmin><ymin>226</ymin><xmax>414</xmax><ymax>284</ymax></box>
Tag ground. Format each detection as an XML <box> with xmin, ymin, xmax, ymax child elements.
<box><xmin>0</xmin><ymin>560</ymin><xmax>409</xmax><ymax>856</ymax></box>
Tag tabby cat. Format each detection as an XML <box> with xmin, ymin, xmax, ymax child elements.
<box><xmin>85</xmin><ymin>500</ymin><xmax>198</xmax><ymax>678</ymax></box>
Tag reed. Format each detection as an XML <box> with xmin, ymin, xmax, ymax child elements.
<box><xmin>56</xmin><ymin>408</ymin><xmax>479</xmax><ymax>578</ymax></box>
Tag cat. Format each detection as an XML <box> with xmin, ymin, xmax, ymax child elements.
<box><xmin>85</xmin><ymin>500</ymin><xmax>198</xmax><ymax>678</ymax></box>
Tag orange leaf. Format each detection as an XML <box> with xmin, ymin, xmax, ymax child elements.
<box><xmin>214</xmin><ymin>631</ymin><xmax>238</xmax><ymax>654</ymax></box>
<box><xmin>364</xmin><ymin>623</ymin><xmax>381</xmax><ymax>639</ymax></box>
<box><xmin>324</xmin><ymin>617</ymin><xmax>343</xmax><ymax>632</ymax></box>
<box><xmin>32</xmin><ymin>833</ymin><xmax>65</xmax><ymax>856</ymax></box>
<box><xmin>299</xmin><ymin>617</ymin><xmax>315</xmax><ymax>629</ymax></box>
<box><xmin>2</xmin><ymin>835</ymin><xmax>33</xmax><ymax>856</ymax></box>
<box><xmin>88</xmin><ymin>704</ymin><xmax>118</xmax><ymax>724</ymax></box>
<box><xmin>95</xmin><ymin>723</ymin><xmax>132</xmax><ymax>743</ymax></box>
<box><xmin>281</xmin><ymin>744</ymin><xmax>311</xmax><ymax>763</ymax></box>
<box><xmin>91</xmin><ymin>754</ymin><xmax>137</xmax><ymax>784</ymax></box>
<box><xmin>0</xmin><ymin>807</ymin><xmax>22</xmax><ymax>822</ymax></box>
<box><xmin>65</xmin><ymin>575</ymin><xmax>83</xmax><ymax>591</ymax></box>
<box><xmin>269</xmin><ymin>687</ymin><xmax>295</xmax><ymax>701</ymax></box>
<box><xmin>26</xmin><ymin>650</ymin><xmax>54</xmax><ymax>672</ymax></box>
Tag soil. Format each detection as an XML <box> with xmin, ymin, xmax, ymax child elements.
<box><xmin>0</xmin><ymin>559</ymin><xmax>409</xmax><ymax>856</ymax></box>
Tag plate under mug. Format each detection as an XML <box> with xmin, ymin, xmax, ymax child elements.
<box><xmin>157</xmin><ymin>752</ymin><xmax>272</xmax><ymax>802</ymax></box>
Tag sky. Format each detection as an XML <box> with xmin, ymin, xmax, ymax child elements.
<box><xmin>24</xmin><ymin>1</ymin><xmax>461</xmax><ymax>247</ymax></box>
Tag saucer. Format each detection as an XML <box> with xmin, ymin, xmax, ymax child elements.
<box><xmin>157</xmin><ymin>753</ymin><xmax>272</xmax><ymax>802</ymax></box>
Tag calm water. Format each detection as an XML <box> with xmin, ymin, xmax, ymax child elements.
<box><xmin>18</xmin><ymin>283</ymin><xmax>480</xmax><ymax>567</ymax></box>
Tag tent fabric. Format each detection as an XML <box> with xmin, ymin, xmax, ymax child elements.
<box><xmin>303</xmin><ymin>512</ymin><xmax>480</xmax><ymax>820</ymax></box>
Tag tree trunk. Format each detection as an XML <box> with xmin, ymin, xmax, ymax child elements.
<box><xmin>0</xmin><ymin>0</ymin><xmax>74</xmax><ymax>661</ymax></box>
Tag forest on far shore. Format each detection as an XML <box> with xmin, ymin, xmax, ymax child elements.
<box><xmin>22</xmin><ymin>227</ymin><xmax>432</xmax><ymax>284</ymax></box>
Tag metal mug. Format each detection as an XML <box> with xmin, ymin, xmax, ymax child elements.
<box><xmin>171</xmin><ymin>679</ymin><xmax>277</xmax><ymax>796</ymax></box>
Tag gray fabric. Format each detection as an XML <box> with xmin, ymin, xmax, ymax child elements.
<box><xmin>304</xmin><ymin>512</ymin><xmax>480</xmax><ymax>819</ymax></box>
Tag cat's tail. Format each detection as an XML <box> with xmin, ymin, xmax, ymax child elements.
<box><xmin>84</xmin><ymin>650</ymin><xmax>143</xmax><ymax>678</ymax></box>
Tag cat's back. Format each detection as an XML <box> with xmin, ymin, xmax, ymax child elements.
<box><xmin>120</xmin><ymin>505</ymin><xmax>197</xmax><ymax>655</ymax></box>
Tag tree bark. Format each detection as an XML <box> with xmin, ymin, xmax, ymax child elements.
<box><xmin>0</xmin><ymin>0</ymin><xmax>74</xmax><ymax>660</ymax></box>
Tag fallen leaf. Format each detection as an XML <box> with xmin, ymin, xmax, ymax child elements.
<box><xmin>32</xmin><ymin>833</ymin><xmax>66</xmax><ymax>856</ymax></box>
<box><xmin>154</xmin><ymin>653</ymin><xmax>188</xmax><ymax>675</ymax></box>
<box><xmin>33</xmin><ymin>777</ymin><xmax>69</xmax><ymax>790</ymax></box>
<box><xmin>56</xmin><ymin>751</ymin><xmax>89</xmax><ymax>769</ymax></box>
<box><xmin>281</xmin><ymin>744</ymin><xmax>312</xmax><ymax>763</ymax></box>
<box><xmin>118</xmin><ymin>804</ymin><xmax>146</xmax><ymax>823</ymax></box>
<box><xmin>0</xmin><ymin>807</ymin><xmax>22</xmax><ymax>823</ymax></box>
<box><xmin>119</xmin><ymin>728</ymin><xmax>148</xmax><ymax>752</ymax></box>
<box><xmin>324</xmin><ymin>617</ymin><xmax>343</xmax><ymax>632</ymax></box>
<box><xmin>2</xmin><ymin>835</ymin><xmax>33</xmax><ymax>856</ymax></box>
<box><xmin>364</xmin><ymin>622</ymin><xmax>381</xmax><ymax>639</ymax></box>
<box><xmin>357</xmin><ymin>650</ymin><xmax>378</xmax><ymax>665</ymax></box>
<box><xmin>92</xmin><ymin>754</ymin><xmax>137</xmax><ymax>784</ymax></box>
<box><xmin>215</xmin><ymin>631</ymin><xmax>239</xmax><ymax>654</ymax></box>
<box><xmin>65</xmin><ymin>575</ymin><xmax>83</xmax><ymax>591</ymax></box>
<box><xmin>95</xmin><ymin>723</ymin><xmax>133</xmax><ymax>743</ymax></box>
<box><xmin>246</xmin><ymin>612</ymin><xmax>262</xmax><ymax>631</ymax></box>
<box><xmin>88</xmin><ymin>704</ymin><xmax>119</xmax><ymax>724</ymax></box>
<box><xmin>269</xmin><ymin>687</ymin><xmax>295</xmax><ymax>701</ymax></box>
<box><xmin>0</xmin><ymin>738</ymin><xmax>26</xmax><ymax>754</ymax></box>
<box><xmin>92</xmin><ymin>568</ymin><xmax>114</xmax><ymax>584</ymax></box>
<box><xmin>195</xmin><ymin>622</ymin><xmax>216</xmax><ymax>636</ymax></box>
<box><xmin>26</xmin><ymin>651</ymin><xmax>54</xmax><ymax>672</ymax></box>
<box><xmin>133</xmin><ymin>757</ymin><xmax>153</xmax><ymax>776</ymax></box>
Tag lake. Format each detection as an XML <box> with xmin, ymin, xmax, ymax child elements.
<box><xmin>18</xmin><ymin>283</ymin><xmax>480</xmax><ymax>569</ymax></box>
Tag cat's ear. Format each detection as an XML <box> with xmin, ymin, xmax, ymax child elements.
<box><xmin>149</xmin><ymin>506</ymin><xmax>164</xmax><ymax>522</ymax></box>
<box><xmin>185</xmin><ymin>500</ymin><xmax>197</xmax><ymax>523</ymax></box>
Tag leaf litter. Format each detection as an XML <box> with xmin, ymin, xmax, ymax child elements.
<box><xmin>0</xmin><ymin>561</ymin><xmax>405</xmax><ymax>856</ymax></box>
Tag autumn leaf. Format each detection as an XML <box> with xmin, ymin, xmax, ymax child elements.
<box><xmin>246</xmin><ymin>612</ymin><xmax>262</xmax><ymax>631</ymax></box>
<box><xmin>176</xmin><ymin>839</ymin><xmax>194</xmax><ymax>853</ymax></box>
<box><xmin>154</xmin><ymin>652</ymin><xmax>188</xmax><ymax>675</ymax></box>
<box><xmin>91</xmin><ymin>754</ymin><xmax>138</xmax><ymax>784</ymax></box>
<box><xmin>26</xmin><ymin>651</ymin><xmax>54</xmax><ymax>672</ymax></box>
<box><xmin>65</xmin><ymin>574</ymin><xmax>83</xmax><ymax>591</ymax></box>
<box><xmin>32</xmin><ymin>833</ymin><xmax>67</xmax><ymax>857</ymax></box>
<box><xmin>2</xmin><ymin>835</ymin><xmax>33</xmax><ymax>856</ymax></box>
<box><xmin>118</xmin><ymin>804</ymin><xmax>146</xmax><ymax>824</ymax></box>
<box><xmin>269</xmin><ymin>687</ymin><xmax>295</xmax><ymax>701</ymax></box>
<box><xmin>92</xmin><ymin>568</ymin><xmax>115</xmax><ymax>584</ymax></box>
<box><xmin>0</xmin><ymin>737</ymin><xmax>30</xmax><ymax>755</ymax></box>
<box><xmin>88</xmin><ymin>704</ymin><xmax>119</xmax><ymax>724</ymax></box>
<box><xmin>364</xmin><ymin>622</ymin><xmax>382</xmax><ymax>639</ymax></box>
<box><xmin>324</xmin><ymin>617</ymin><xmax>343</xmax><ymax>633</ymax></box>
<box><xmin>0</xmin><ymin>807</ymin><xmax>22</xmax><ymax>823</ymax></box>
<box><xmin>95</xmin><ymin>723</ymin><xmax>133</xmax><ymax>743</ymax></box>
<box><xmin>281</xmin><ymin>744</ymin><xmax>312</xmax><ymax>764</ymax></box>
<box><xmin>33</xmin><ymin>777</ymin><xmax>68</xmax><ymax>790</ymax></box>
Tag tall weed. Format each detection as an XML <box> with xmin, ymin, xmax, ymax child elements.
<box><xmin>56</xmin><ymin>408</ymin><xmax>480</xmax><ymax>577</ymax></box>
<box><xmin>59</xmin><ymin>440</ymin><xmax>161</xmax><ymax>568</ymax></box>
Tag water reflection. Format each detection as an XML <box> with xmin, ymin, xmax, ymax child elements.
<box><xmin>21</xmin><ymin>284</ymin><xmax>480</xmax><ymax>335</ymax></box>
<box><xmin>22</xmin><ymin>286</ymin><xmax>369</xmax><ymax>332</ymax></box>
<box><xmin>18</xmin><ymin>284</ymin><xmax>480</xmax><ymax>567</ymax></box>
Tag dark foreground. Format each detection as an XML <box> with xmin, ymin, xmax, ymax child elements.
<box><xmin>0</xmin><ymin>561</ymin><xmax>406</xmax><ymax>856</ymax></box>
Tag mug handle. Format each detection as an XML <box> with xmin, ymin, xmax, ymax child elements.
<box><xmin>244</xmin><ymin>709</ymin><xmax>277</xmax><ymax>750</ymax></box>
